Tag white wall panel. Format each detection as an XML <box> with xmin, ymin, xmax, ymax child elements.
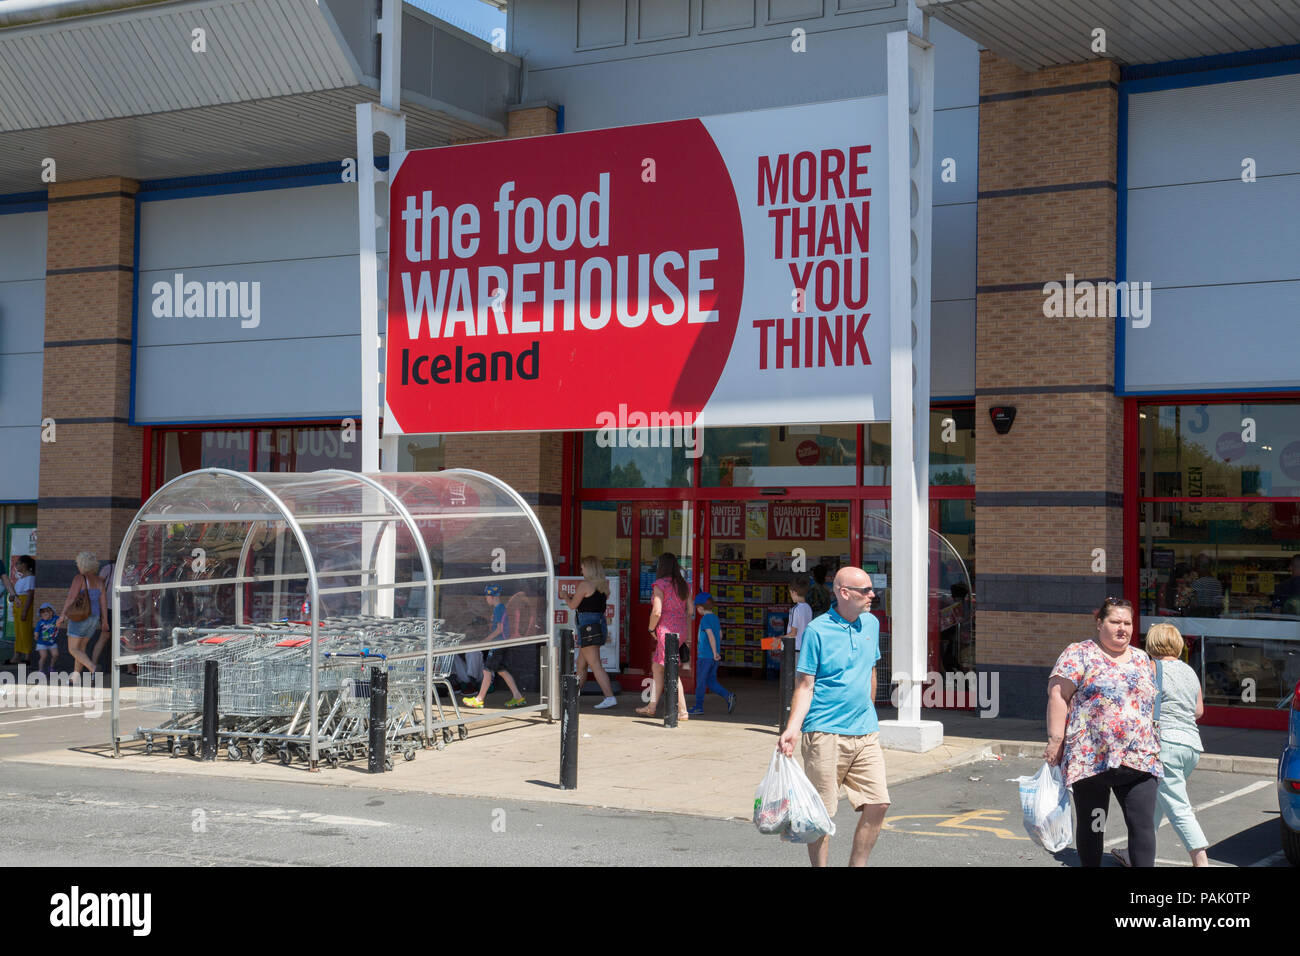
<box><xmin>0</xmin><ymin>210</ymin><xmax>45</xmax><ymax>500</ymax></box>
<box><xmin>932</xmin><ymin>202</ymin><xmax>976</xmax><ymax>303</ymax></box>
<box><xmin>134</xmin><ymin>337</ymin><xmax>361</xmax><ymax>423</ymax></box>
<box><xmin>1124</xmin><ymin>72</ymin><xmax>1300</xmax><ymax>393</ymax></box>
<box><xmin>138</xmin><ymin>183</ymin><xmax>358</xmax><ymax>269</ymax></box>
<box><xmin>134</xmin><ymin>184</ymin><xmax>361</xmax><ymax>423</ymax></box>
<box><xmin>1123</xmin><ymin>280</ymin><xmax>1300</xmax><ymax>393</ymax></box>
<box><xmin>1126</xmin><ymin>73</ymin><xmax>1300</xmax><ymax>190</ymax></box>
<box><xmin>932</xmin><ymin>299</ymin><xmax>974</xmax><ymax>397</ymax></box>
<box><xmin>1127</xmin><ymin>176</ymin><xmax>1300</xmax><ymax>289</ymax></box>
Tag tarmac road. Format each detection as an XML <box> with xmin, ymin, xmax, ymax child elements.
<box><xmin>0</xmin><ymin>754</ymin><xmax>1285</xmax><ymax>868</ymax></box>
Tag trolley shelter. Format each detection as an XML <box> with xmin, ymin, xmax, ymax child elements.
<box><xmin>109</xmin><ymin>468</ymin><xmax>555</xmax><ymax>769</ymax></box>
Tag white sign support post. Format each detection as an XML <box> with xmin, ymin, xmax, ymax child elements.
<box><xmin>879</xmin><ymin>26</ymin><xmax>943</xmax><ymax>753</ymax></box>
<box><xmin>358</xmin><ymin>0</ymin><xmax>406</xmax><ymax>615</ymax></box>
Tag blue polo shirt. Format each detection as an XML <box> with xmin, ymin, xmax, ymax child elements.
<box><xmin>796</xmin><ymin>607</ymin><xmax>881</xmax><ymax>736</ymax></box>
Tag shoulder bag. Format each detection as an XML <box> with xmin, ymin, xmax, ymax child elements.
<box><xmin>66</xmin><ymin>575</ymin><xmax>92</xmax><ymax>622</ymax></box>
<box><xmin>1152</xmin><ymin>659</ymin><xmax>1163</xmax><ymax>738</ymax></box>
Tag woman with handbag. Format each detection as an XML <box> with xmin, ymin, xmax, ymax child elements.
<box><xmin>1113</xmin><ymin>622</ymin><xmax>1209</xmax><ymax>867</ymax></box>
<box><xmin>1044</xmin><ymin>597</ymin><xmax>1162</xmax><ymax>866</ymax></box>
<box><xmin>636</xmin><ymin>552</ymin><xmax>693</xmax><ymax>721</ymax></box>
<box><xmin>565</xmin><ymin>556</ymin><xmax>618</xmax><ymax>709</ymax></box>
<box><xmin>58</xmin><ymin>551</ymin><xmax>107</xmax><ymax>677</ymax></box>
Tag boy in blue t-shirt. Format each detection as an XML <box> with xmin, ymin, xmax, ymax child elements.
<box><xmin>34</xmin><ymin>602</ymin><xmax>60</xmax><ymax>674</ymax></box>
<box><xmin>462</xmin><ymin>584</ymin><xmax>526</xmax><ymax>709</ymax></box>
<box><xmin>688</xmin><ymin>593</ymin><xmax>735</xmax><ymax>715</ymax></box>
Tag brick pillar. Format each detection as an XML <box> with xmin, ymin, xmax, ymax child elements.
<box><xmin>37</xmin><ymin>178</ymin><xmax>142</xmax><ymax>607</ymax></box>
<box><xmin>974</xmin><ymin>55</ymin><xmax>1123</xmax><ymax>717</ymax></box>
<box><xmin>506</xmin><ymin>104</ymin><xmax>558</xmax><ymax>138</ymax></box>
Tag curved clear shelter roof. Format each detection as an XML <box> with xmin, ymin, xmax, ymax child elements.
<box><xmin>114</xmin><ymin>468</ymin><xmax>553</xmax><ymax>657</ymax></box>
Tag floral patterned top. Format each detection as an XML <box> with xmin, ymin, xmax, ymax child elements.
<box><xmin>1050</xmin><ymin>640</ymin><xmax>1162</xmax><ymax>787</ymax></box>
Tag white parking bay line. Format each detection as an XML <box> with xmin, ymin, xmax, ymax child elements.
<box><xmin>299</xmin><ymin>813</ymin><xmax>388</xmax><ymax>828</ymax></box>
<box><xmin>1104</xmin><ymin>779</ymin><xmax>1272</xmax><ymax>848</ymax></box>
<box><xmin>0</xmin><ymin>707</ymin><xmax>143</xmax><ymax>727</ymax></box>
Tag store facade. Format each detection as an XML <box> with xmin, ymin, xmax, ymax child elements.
<box><xmin>2</xmin><ymin>0</ymin><xmax>1297</xmax><ymax>728</ymax></box>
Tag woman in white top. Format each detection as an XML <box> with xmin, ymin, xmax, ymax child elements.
<box><xmin>1114</xmin><ymin>622</ymin><xmax>1209</xmax><ymax>867</ymax></box>
<box><xmin>7</xmin><ymin>555</ymin><xmax>36</xmax><ymax>665</ymax></box>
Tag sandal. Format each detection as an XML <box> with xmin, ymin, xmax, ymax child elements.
<box><xmin>635</xmin><ymin>703</ymin><xmax>658</xmax><ymax>717</ymax></box>
<box><xmin>678</xmin><ymin>711</ymin><xmax>690</xmax><ymax>721</ymax></box>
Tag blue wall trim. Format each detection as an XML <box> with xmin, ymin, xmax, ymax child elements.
<box><xmin>1115</xmin><ymin>50</ymin><xmax>1300</xmax><ymax>398</ymax></box>
<box><xmin>1121</xmin><ymin>44</ymin><xmax>1300</xmax><ymax>84</ymax></box>
<box><xmin>1124</xmin><ymin>384</ymin><xmax>1300</xmax><ymax>399</ymax></box>
<box><xmin>137</xmin><ymin>415</ymin><xmax>364</xmax><ymax>427</ymax></box>
<box><xmin>0</xmin><ymin>190</ymin><xmax>47</xmax><ymax>214</ymax></box>
<box><xmin>138</xmin><ymin>156</ymin><xmax>389</xmax><ymax>202</ymax></box>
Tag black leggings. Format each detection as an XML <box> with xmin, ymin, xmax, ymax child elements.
<box><xmin>1072</xmin><ymin>767</ymin><xmax>1159</xmax><ymax>867</ymax></box>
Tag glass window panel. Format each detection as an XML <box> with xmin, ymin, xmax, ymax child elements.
<box><xmin>1137</xmin><ymin>500</ymin><xmax>1300</xmax><ymax>709</ymax></box>
<box><xmin>254</xmin><ymin>427</ymin><xmax>361</xmax><ymax>473</ymax></box>
<box><xmin>162</xmin><ymin>430</ymin><xmax>251</xmax><ymax>482</ymax></box>
<box><xmin>864</xmin><ymin>406</ymin><xmax>976</xmax><ymax>486</ymax></box>
<box><xmin>1138</xmin><ymin>402</ymin><xmax>1300</xmax><ymax>498</ymax></box>
<box><xmin>581</xmin><ymin>432</ymin><xmax>691</xmax><ymax>488</ymax></box>
<box><xmin>395</xmin><ymin>433</ymin><xmax>447</xmax><ymax>472</ymax></box>
<box><xmin>700</xmin><ymin>425</ymin><xmax>857</xmax><ymax>487</ymax></box>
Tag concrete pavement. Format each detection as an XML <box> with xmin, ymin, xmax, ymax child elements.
<box><xmin>3</xmin><ymin>675</ymin><xmax>1283</xmax><ymax>821</ymax></box>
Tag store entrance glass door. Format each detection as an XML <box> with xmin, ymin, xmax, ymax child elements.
<box><xmin>626</xmin><ymin>502</ymin><xmax>694</xmax><ymax>685</ymax></box>
<box><xmin>707</xmin><ymin>499</ymin><xmax>855</xmax><ymax>676</ymax></box>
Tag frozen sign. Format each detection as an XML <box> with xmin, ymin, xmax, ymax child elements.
<box><xmin>383</xmin><ymin>97</ymin><xmax>891</xmax><ymax>435</ymax></box>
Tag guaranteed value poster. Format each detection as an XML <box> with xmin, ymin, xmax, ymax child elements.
<box><xmin>384</xmin><ymin>97</ymin><xmax>891</xmax><ymax>435</ymax></box>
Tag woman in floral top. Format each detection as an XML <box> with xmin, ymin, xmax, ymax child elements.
<box><xmin>1044</xmin><ymin>597</ymin><xmax>1162</xmax><ymax>867</ymax></box>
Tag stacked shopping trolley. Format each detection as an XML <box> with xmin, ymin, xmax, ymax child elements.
<box><xmin>133</xmin><ymin>616</ymin><xmax>469</xmax><ymax>768</ymax></box>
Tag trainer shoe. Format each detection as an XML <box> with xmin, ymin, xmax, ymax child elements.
<box><xmin>504</xmin><ymin>697</ymin><xmax>527</xmax><ymax>708</ymax></box>
<box><xmin>461</xmin><ymin>696</ymin><xmax>484</xmax><ymax>709</ymax></box>
<box><xmin>727</xmin><ymin>693</ymin><xmax>737</xmax><ymax>714</ymax></box>
<box><xmin>594</xmin><ymin>696</ymin><xmax>617</xmax><ymax>709</ymax></box>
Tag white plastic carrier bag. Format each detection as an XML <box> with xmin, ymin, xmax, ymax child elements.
<box><xmin>753</xmin><ymin>748</ymin><xmax>836</xmax><ymax>844</ymax></box>
<box><xmin>1015</xmin><ymin>761</ymin><xmax>1073</xmax><ymax>853</ymax></box>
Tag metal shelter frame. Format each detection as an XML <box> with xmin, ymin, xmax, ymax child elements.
<box><xmin>110</xmin><ymin>467</ymin><xmax>557</xmax><ymax>769</ymax></box>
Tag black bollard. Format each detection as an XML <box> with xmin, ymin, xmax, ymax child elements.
<box><xmin>368</xmin><ymin>666</ymin><xmax>387</xmax><ymax>773</ymax></box>
<box><xmin>201</xmin><ymin>659</ymin><xmax>219</xmax><ymax>761</ymax></box>
<box><xmin>561</xmin><ymin>626</ymin><xmax>576</xmax><ymax>680</ymax></box>
<box><xmin>663</xmin><ymin>632</ymin><xmax>679</xmax><ymax>728</ymax></box>
<box><xmin>560</xmin><ymin>672</ymin><xmax>579</xmax><ymax>789</ymax></box>
<box><xmin>779</xmin><ymin>638</ymin><xmax>797</xmax><ymax>731</ymax></box>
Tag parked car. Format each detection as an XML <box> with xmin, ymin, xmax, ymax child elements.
<box><xmin>1281</xmin><ymin>677</ymin><xmax>1300</xmax><ymax>866</ymax></box>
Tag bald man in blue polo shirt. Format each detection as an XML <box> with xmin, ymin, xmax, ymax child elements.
<box><xmin>778</xmin><ymin>566</ymin><xmax>890</xmax><ymax>867</ymax></box>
